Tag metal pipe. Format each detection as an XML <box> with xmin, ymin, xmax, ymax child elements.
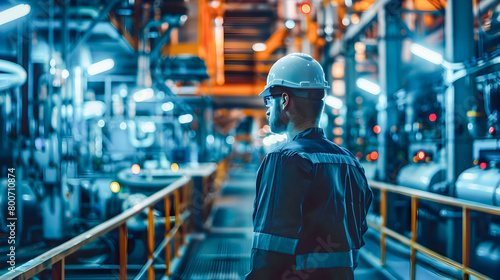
<box><xmin>0</xmin><ymin>60</ymin><xmax>27</xmax><ymax>91</ymax></box>
<box><xmin>48</xmin><ymin>0</ymin><xmax>54</xmax><ymax>139</ymax></box>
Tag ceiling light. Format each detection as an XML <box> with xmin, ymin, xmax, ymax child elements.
<box><xmin>133</xmin><ymin>88</ymin><xmax>154</xmax><ymax>102</ymax></box>
<box><xmin>325</xmin><ymin>96</ymin><xmax>343</xmax><ymax>109</ymax></box>
<box><xmin>0</xmin><ymin>4</ymin><xmax>31</xmax><ymax>27</ymax></box>
<box><xmin>356</xmin><ymin>78</ymin><xmax>381</xmax><ymax>95</ymax></box>
<box><xmin>410</xmin><ymin>43</ymin><xmax>443</xmax><ymax>65</ymax></box>
<box><xmin>178</xmin><ymin>114</ymin><xmax>193</xmax><ymax>124</ymax></box>
<box><xmin>252</xmin><ymin>43</ymin><xmax>267</xmax><ymax>52</ymax></box>
<box><xmin>162</xmin><ymin>102</ymin><xmax>174</xmax><ymax>112</ymax></box>
<box><xmin>87</xmin><ymin>58</ymin><xmax>115</xmax><ymax>76</ymax></box>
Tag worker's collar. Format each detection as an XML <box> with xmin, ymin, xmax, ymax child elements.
<box><xmin>292</xmin><ymin>127</ymin><xmax>325</xmax><ymax>141</ymax></box>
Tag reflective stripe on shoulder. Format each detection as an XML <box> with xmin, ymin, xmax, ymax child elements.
<box><xmin>295</xmin><ymin>250</ymin><xmax>357</xmax><ymax>270</ymax></box>
<box><xmin>298</xmin><ymin>152</ymin><xmax>357</xmax><ymax>167</ymax></box>
<box><xmin>252</xmin><ymin>232</ymin><xmax>298</xmax><ymax>255</ymax></box>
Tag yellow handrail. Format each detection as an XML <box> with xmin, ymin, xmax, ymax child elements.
<box><xmin>1</xmin><ymin>176</ymin><xmax>193</xmax><ymax>280</ymax></box>
<box><xmin>368</xmin><ymin>180</ymin><xmax>500</xmax><ymax>280</ymax></box>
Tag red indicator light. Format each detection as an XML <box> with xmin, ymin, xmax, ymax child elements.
<box><xmin>373</xmin><ymin>125</ymin><xmax>381</xmax><ymax>134</ymax></box>
<box><xmin>480</xmin><ymin>162</ymin><xmax>487</xmax><ymax>169</ymax></box>
<box><xmin>301</xmin><ymin>3</ymin><xmax>312</xmax><ymax>14</ymax></box>
<box><xmin>417</xmin><ymin>151</ymin><xmax>426</xmax><ymax>161</ymax></box>
<box><xmin>370</xmin><ymin>151</ymin><xmax>379</xmax><ymax>161</ymax></box>
<box><xmin>490</xmin><ymin>126</ymin><xmax>496</xmax><ymax>135</ymax></box>
<box><xmin>429</xmin><ymin>113</ymin><xmax>437</xmax><ymax>122</ymax></box>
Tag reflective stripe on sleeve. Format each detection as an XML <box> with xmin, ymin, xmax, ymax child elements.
<box><xmin>252</xmin><ymin>232</ymin><xmax>299</xmax><ymax>255</ymax></box>
<box><xmin>295</xmin><ymin>250</ymin><xmax>357</xmax><ymax>270</ymax></box>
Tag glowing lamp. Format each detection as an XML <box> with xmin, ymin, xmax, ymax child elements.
<box><xmin>110</xmin><ymin>182</ymin><xmax>120</xmax><ymax>193</ymax></box>
<box><xmin>171</xmin><ymin>163</ymin><xmax>179</xmax><ymax>172</ymax></box>
<box><xmin>417</xmin><ymin>151</ymin><xmax>425</xmax><ymax>161</ymax></box>
<box><xmin>131</xmin><ymin>164</ymin><xmax>141</xmax><ymax>174</ymax></box>
<box><xmin>301</xmin><ymin>3</ymin><xmax>311</xmax><ymax>14</ymax></box>
<box><xmin>429</xmin><ymin>113</ymin><xmax>437</xmax><ymax>122</ymax></box>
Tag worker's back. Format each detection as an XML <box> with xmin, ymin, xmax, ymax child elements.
<box><xmin>252</xmin><ymin>127</ymin><xmax>372</xmax><ymax>278</ymax></box>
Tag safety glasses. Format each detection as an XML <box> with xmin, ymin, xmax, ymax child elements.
<box><xmin>264</xmin><ymin>94</ymin><xmax>282</xmax><ymax>108</ymax></box>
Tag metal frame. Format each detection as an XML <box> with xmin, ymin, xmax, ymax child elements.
<box><xmin>368</xmin><ymin>180</ymin><xmax>500</xmax><ymax>280</ymax></box>
<box><xmin>1</xmin><ymin>176</ymin><xmax>193</xmax><ymax>280</ymax></box>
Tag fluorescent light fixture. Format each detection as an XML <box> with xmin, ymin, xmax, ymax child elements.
<box><xmin>178</xmin><ymin>114</ymin><xmax>193</xmax><ymax>124</ymax></box>
<box><xmin>285</xmin><ymin>20</ymin><xmax>295</xmax><ymax>29</ymax></box>
<box><xmin>87</xmin><ymin>58</ymin><xmax>115</xmax><ymax>76</ymax></box>
<box><xmin>325</xmin><ymin>96</ymin><xmax>343</xmax><ymax>109</ymax></box>
<box><xmin>356</xmin><ymin>78</ymin><xmax>381</xmax><ymax>95</ymax></box>
<box><xmin>0</xmin><ymin>4</ymin><xmax>31</xmax><ymax>26</ymax></box>
<box><xmin>252</xmin><ymin>43</ymin><xmax>267</xmax><ymax>52</ymax></box>
<box><xmin>410</xmin><ymin>43</ymin><xmax>443</xmax><ymax>65</ymax></box>
<box><xmin>133</xmin><ymin>88</ymin><xmax>154</xmax><ymax>102</ymax></box>
<box><xmin>162</xmin><ymin>102</ymin><xmax>174</xmax><ymax>112</ymax></box>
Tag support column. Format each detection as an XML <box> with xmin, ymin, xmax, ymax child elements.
<box><xmin>445</xmin><ymin>0</ymin><xmax>474</xmax><ymax>185</ymax></box>
<box><xmin>344</xmin><ymin>43</ymin><xmax>356</xmax><ymax>151</ymax></box>
<box><xmin>444</xmin><ymin>0</ymin><xmax>474</xmax><ymax>261</ymax></box>
<box><xmin>377</xmin><ymin>4</ymin><xmax>402</xmax><ymax>182</ymax></box>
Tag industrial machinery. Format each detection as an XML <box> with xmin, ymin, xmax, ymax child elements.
<box><xmin>0</xmin><ymin>0</ymin><xmax>231</xmax><ymax>275</ymax></box>
<box><xmin>1</xmin><ymin>0</ymin><xmax>500</xmax><ymax>279</ymax></box>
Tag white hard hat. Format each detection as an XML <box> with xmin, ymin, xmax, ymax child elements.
<box><xmin>259</xmin><ymin>53</ymin><xmax>329</xmax><ymax>97</ymax></box>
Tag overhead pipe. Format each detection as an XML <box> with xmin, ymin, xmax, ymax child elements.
<box><xmin>0</xmin><ymin>60</ymin><xmax>27</xmax><ymax>91</ymax></box>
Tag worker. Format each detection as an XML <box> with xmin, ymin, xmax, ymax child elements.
<box><xmin>246</xmin><ymin>53</ymin><xmax>373</xmax><ymax>280</ymax></box>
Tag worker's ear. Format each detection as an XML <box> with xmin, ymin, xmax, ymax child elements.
<box><xmin>281</xmin><ymin>92</ymin><xmax>290</xmax><ymax>110</ymax></box>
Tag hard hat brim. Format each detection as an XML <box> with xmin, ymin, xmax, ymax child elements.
<box><xmin>258</xmin><ymin>87</ymin><xmax>272</xmax><ymax>98</ymax></box>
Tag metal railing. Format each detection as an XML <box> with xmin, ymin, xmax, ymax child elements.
<box><xmin>368</xmin><ymin>180</ymin><xmax>500</xmax><ymax>280</ymax></box>
<box><xmin>1</xmin><ymin>176</ymin><xmax>193</xmax><ymax>280</ymax></box>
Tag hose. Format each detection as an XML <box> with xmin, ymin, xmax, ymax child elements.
<box><xmin>0</xmin><ymin>60</ymin><xmax>27</xmax><ymax>91</ymax></box>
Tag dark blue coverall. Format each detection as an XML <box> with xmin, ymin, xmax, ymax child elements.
<box><xmin>246</xmin><ymin>128</ymin><xmax>373</xmax><ymax>280</ymax></box>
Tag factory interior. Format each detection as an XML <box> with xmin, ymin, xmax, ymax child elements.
<box><xmin>1</xmin><ymin>0</ymin><xmax>500</xmax><ymax>279</ymax></box>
